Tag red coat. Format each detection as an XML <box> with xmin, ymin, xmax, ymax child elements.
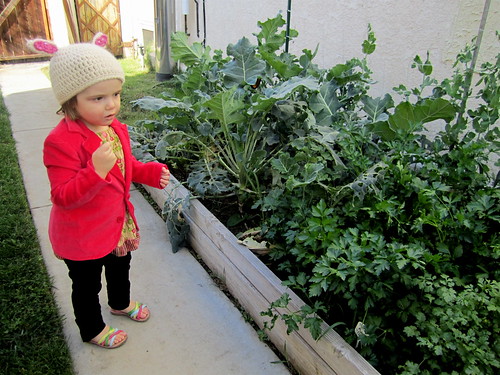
<box><xmin>43</xmin><ymin>117</ymin><xmax>167</xmax><ymax>261</ymax></box>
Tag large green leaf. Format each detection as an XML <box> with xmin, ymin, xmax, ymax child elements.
<box><xmin>254</xmin><ymin>14</ymin><xmax>293</xmax><ymax>54</ymax></box>
<box><xmin>264</xmin><ymin>76</ymin><xmax>319</xmax><ymax>99</ymax></box>
<box><xmin>285</xmin><ymin>163</ymin><xmax>325</xmax><ymax>189</ymax></box>
<box><xmin>309</xmin><ymin>81</ymin><xmax>342</xmax><ymax>126</ymax></box>
<box><xmin>372</xmin><ymin>98</ymin><xmax>456</xmax><ymax>140</ymax></box>
<box><xmin>181</xmin><ymin>64</ymin><xmax>205</xmax><ymax>94</ymax></box>
<box><xmin>369</xmin><ymin>121</ymin><xmax>397</xmax><ymax>141</ymax></box>
<box><xmin>388</xmin><ymin>98</ymin><xmax>456</xmax><ymax>132</ymax></box>
<box><xmin>362</xmin><ymin>94</ymin><xmax>394</xmax><ymax>121</ymax></box>
<box><xmin>205</xmin><ymin>89</ymin><xmax>246</xmax><ymax>126</ymax></box>
<box><xmin>222</xmin><ymin>37</ymin><xmax>266</xmax><ymax>87</ymax></box>
<box><xmin>271</xmin><ymin>152</ymin><xmax>300</xmax><ymax>176</ymax></box>
<box><xmin>254</xmin><ymin>76</ymin><xmax>319</xmax><ymax>113</ymax></box>
<box><xmin>171</xmin><ymin>32</ymin><xmax>211</xmax><ymax>66</ymax></box>
<box><xmin>413</xmin><ymin>98</ymin><xmax>456</xmax><ymax>123</ymax></box>
<box><xmin>260</xmin><ymin>50</ymin><xmax>303</xmax><ymax>79</ymax></box>
<box><xmin>132</xmin><ymin>96</ymin><xmax>189</xmax><ymax>112</ymax></box>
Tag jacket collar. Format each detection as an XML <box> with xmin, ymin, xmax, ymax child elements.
<box><xmin>66</xmin><ymin>117</ymin><xmax>122</xmax><ymax>136</ymax></box>
<box><xmin>65</xmin><ymin>118</ymin><xmax>128</xmax><ymax>185</ymax></box>
<box><xmin>65</xmin><ymin>117</ymin><xmax>124</xmax><ymax>151</ymax></box>
<box><xmin>70</xmin><ymin>119</ymin><xmax>130</xmax><ymax>189</ymax></box>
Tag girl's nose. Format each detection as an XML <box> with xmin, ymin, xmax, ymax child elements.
<box><xmin>105</xmin><ymin>97</ymin><xmax>116</xmax><ymax>109</ymax></box>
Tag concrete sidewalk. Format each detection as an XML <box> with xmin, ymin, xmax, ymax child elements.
<box><xmin>0</xmin><ymin>62</ymin><xmax>290</xmax><ymax>375</ymax></box>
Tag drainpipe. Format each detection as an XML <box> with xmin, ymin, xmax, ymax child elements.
<box><xmin>154</xmin><ymin>0</ymin><xmax>176</xmax><ymax>81</ymax></box>
<box><xmin>192</xmin><ymin>0</ymin><xmax>207</xmax><ymax>46</ymax></box>
<box><xmin>182</xmin><ymin>0</ymin><xmax>189</xmax><ymax>35</ymax></box>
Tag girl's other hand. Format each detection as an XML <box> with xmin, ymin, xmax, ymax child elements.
<box><xmin>159</xmin><ymin>167</ymin><xmax>170</xmax><ymax>188</ymax></box>
<box><xmin>92</xmin><ymin>141</ymin><xmax>117</xmax><ymax>179</ymax></box>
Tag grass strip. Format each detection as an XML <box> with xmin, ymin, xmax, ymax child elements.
<box><xmin>0</xmin><ymin>58</ymin><xmax>163</xmax><ymax>374</ymax></box>
<box><xmin>0</xmin><ymin>90</ymin><xmax>73</xmax><ymax>374</ymax></box>
<box><xmin>119</xmin><ymin>57</ymin><xmax>169</xmax><ymax>125</ymax></box>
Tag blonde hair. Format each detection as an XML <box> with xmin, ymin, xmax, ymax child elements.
<box><xmin>57</xmin><ymin>96</ymin><xmax>79</xmax><ymax>120</ymax></box>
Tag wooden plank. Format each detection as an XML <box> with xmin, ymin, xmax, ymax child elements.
<box><xmin>63</xmin><ymin>0</ymin><xmax>80</xmax><ymax>42</ymax></box>
<box><xmin>0</xmin><ymin>0</ymin><xmax>22</xmax><ymax>27</ymax></box>
<box><xmin>141</xmin><ymin>177</ymin><xmax>381</xmax><ymax>375</ymax></box>
<box><xmin>182</xmin><ymin>194</ymin><xmax>379</xmax><ymax>375</ymax></box>
<box><xmin>0</xmin><ymin>0</ymin><xmax>52</xmax><ymax>60</ymax></box>
<box><xmin>39</xmin><ymin>0</ymin><xmax>52</xmax><ymax>40</ymax></box>
<box><xmin>144</xmin><ymin>182</ymin><xmax>335</xmax><ymax>375</ymax></box>
<box><xmin>186</xmin><ymin>211</ymin><xmax>336</xmax><ymax>375</ymax></box>
<box><xmin>75</xmin><ymin>0</ymin><xmax>122</xmax><ymax>55</ymax></box>
<box><xmin>186</xmin><ymin>198</ymin><xmax>378</xmax><ymax>375</ymax></box>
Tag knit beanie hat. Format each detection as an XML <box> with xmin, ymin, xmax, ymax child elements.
<box><xmin>27</xmin><ymin>33</ymin><xmax>125</xmax><ymax>105</ymax></box>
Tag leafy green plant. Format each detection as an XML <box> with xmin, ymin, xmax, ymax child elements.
<box><xmin>129</xmin><ymin>15</ymin><xmax>500</xmax><ymax>375</ymax></box>
<box><xmin>258</xmin><ymin>36</ymin><xmax>499</xmax><ymax>374</ymax></box>
<box><xmin>130</xmin><ymin>14</ymin><xmax>371</xmax><ymax>209</ymax></box>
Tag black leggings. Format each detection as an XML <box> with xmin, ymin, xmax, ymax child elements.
<box><xmin>64</xmin><ymin>252</ymin><xmax>131</xmax><ymax>342</ymax></box>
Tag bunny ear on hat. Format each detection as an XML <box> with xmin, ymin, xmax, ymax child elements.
<box><xmin>26</xmin><ymin>32</ymin><xmax>123</xmax><ymax>105</ymax></box>
<box><xmin>26</xmin><ymin>39</ymin><xmax>59</xmax><ymax>55</ymax></box>
<box><xmin>27</xmin><ymin>32</ymin><xmax>108</xmax><ymax>55</ymax></box>
<box><xmin>92</xmin><ymin>32</ymin><xmax>108</xmax><ymax>47</ymax></box>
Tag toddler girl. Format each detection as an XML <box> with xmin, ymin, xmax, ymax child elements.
<box><xmin>29</xmin><ymin>34</ymin><xmax>169</xmax><ymax>349</ymax></box>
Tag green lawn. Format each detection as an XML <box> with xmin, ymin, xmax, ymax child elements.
<box><xmin>119</xmin><ymin>57</ymin><xmax>170</xmax><ymax>125</ymax></box>
<box><xmin>0</xmin><ymin>88</ymin><xmax>73</xmax><ymax>374</ymax></box>
<box><xmin>0</xmin><ymin>57</ymin><xmax>165</xmax><ymax>374</ymax></box>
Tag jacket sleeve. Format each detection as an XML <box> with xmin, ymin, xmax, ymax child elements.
<box><xmin>43</xmin><ymin>136</ymin><xmax>110</xmax><ymax>209</ymax></box>
<box><xmin>130</xmin><ymin>156</ymin><xmax>167</xmax><ymax>188</ymax></box>
<box><xmin>118</xmin><ymin>122</ymin><xmax>168</xmax><ymax>188</ymax></box>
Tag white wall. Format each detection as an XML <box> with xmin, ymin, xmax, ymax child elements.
<box><xmin>46</xmin><ymin>0</ymin><xmax>70</xmax><ymax>47</ymax></box>
<box><xmin>184</xmin><ymin>0</ymin><xmax>499</xmax><ymax>97</ymax></box>
<box><xmin>47</xmin><ymin>1</ymin><xmax>499</xmax><ymax>98</ymax></box>
<box><xmin>119</xmin><ymin>0</ymin><xmax>156</xmax><ymax>46</ymax></box>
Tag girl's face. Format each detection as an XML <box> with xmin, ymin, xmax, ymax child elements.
<box><xmin>75</xmin><ymin>79</ymin><xmax>122</xmax><ymax>132</ymax></box>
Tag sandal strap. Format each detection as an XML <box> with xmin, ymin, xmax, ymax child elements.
<box><xmin>127</xmin><ymin>301</ymin><xmax>146</xmax><ymax>319</ymax></box>
<box><xmin>97</xmin><ymin>327</ymin><xmax>124</xmax><ymax>347</ymax></box>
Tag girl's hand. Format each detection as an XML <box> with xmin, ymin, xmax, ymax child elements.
<box><xmin>159</xmin><ymin>167</ymin><xmax>170</xmax><ymax>188</ymax></box>
<box><xmin>92</xmin><ymin>141</ymin><xmax>117</xmax><ymax>179</ymax></box>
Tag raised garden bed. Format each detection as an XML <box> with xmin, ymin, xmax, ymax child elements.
<box><xmin>142</xmin><ymin>176</ymin><xmax>380</xmax><ymax>375</ymax></box>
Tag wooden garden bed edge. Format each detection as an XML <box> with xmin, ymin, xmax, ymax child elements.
<box><xmin>141</xmin><ymin>177</ymin><xmax>380</xmax><ymax>375</ymax></box>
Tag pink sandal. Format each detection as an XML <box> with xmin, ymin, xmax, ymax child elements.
<box><xmin>89</xmin><ymin>326</ymin><xmax>127</xmax><ymax>349</ymax></box>
<box><xmin>110</xmin><ymin>301</ymin><xmax>150</xmax><ymax>322</ymax></box>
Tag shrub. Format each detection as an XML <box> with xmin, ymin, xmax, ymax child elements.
<box><xmin>130</xmin><ymin>16</ymin><xmax>499</xmax><ymax>374</ymax></box>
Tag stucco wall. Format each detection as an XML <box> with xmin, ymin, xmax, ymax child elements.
<box><xmin>184</xmin><ymin>0</ymin><xmax>499</xmax><ymax>97</ymax></box>
<box><xmin>120</xmin><ymin>0</ymin><xmax>156</xmax><ymax>46</ymax></box>
<box><xmin>47</xmin><ymin>1</ymin><xmax>498</xmax><ymax>98</ymax></box>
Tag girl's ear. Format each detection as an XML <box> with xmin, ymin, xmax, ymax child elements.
<box><xmin>26</xmin><ymin>39</ymin><xmax>58</xmax><ymax>55</ymax></box>
<box><xmin>92</xmin><ymin>32</ymin><xmax>108</xmax><ymax>47</ymax></box>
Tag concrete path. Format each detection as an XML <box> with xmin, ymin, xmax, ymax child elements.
<box><xmin>0</xmin><ymin>62</ymin><xmax>290</xmax><ymax>375</ymax></box>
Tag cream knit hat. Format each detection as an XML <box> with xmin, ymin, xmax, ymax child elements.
<box><xmin>27</xmin><ymin>33</ymin><xmax>125</xmax><ymax>105</ymax></box>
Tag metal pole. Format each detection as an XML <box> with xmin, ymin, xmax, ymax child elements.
<box><xmin>458</xmin><ymin>0</ymin><xmax>491</xmax><ymax>121</ymax></box>
<box><xmin>471</xmin><ymin>0</ymin><xmax>491</xmax><ymax>72</ymax></box>
<box><xmin>285</xmin><ymin>0</ymin><xmax>292</xmax><ymax>52</ymax></box>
